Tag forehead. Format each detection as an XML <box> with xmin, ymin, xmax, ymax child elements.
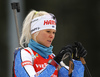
<box><xmin>41</xmin><ymin>29</ymin><xmax>56</xmax><ymax>32</ymax></box>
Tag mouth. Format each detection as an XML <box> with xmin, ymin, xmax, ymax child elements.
<box><xmin>47</xmin><ymin>40</ymin><xmax>52</xmax><ymax>43</ymax></box>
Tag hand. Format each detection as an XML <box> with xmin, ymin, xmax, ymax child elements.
<box><xmin>54</xmin><ymin>45</ymin><xmax>73</xmax><ymax>64</ymax></box>
<box><xmin>73</xmin><ymin>42</ymin><xmax>87</xmax><ymax>60</ymax></box>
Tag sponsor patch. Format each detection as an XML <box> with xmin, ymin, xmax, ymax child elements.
<box><xmin>21</xmin><ymin>61</ymin><xmax>32</xmax><ymax>67</ymax></box>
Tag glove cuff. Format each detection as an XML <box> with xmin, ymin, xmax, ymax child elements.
<box><xmin>48</xmin><ymin>59</ymin><xmax>58</xmax><ymax>68</ymax></box>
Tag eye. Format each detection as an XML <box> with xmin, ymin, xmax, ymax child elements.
<box><xmin>53</xmin><ymin>31</ymin><xmax>56</xmax><ymax>34</ymax></box>
<box><xmin>46</xmin><ymin>31</ymin><xmax>50</xmax><ymax>33</ymax></box>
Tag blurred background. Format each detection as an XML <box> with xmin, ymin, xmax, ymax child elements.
<box><xmin>1</xmin><ymin>0</ymin><xmax>100</xmax><ymax>77</ymax></box>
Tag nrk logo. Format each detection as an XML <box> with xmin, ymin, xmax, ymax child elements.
<box><xmin>44</xmin><ymin>20</ymin><xmax>56</xmax><ymax>25</ymax></box>
<box><xmin>35</xmin><ymin>63</ymin><xmax>48</xmax><ymax>68</ymax></box>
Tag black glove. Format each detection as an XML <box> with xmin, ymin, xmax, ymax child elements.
<box><xmin>73</xmin><ymin>42</ymin><xmax>87</xmax><ymax>60</ymax></box>
<box><xmin>54</xmin><ymin>45</ymin><xmax>73</xmax><ymax>64</ymax></box>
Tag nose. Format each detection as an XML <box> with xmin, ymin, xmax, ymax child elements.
<box><xmin>49</xmin><ymin>33</ymin><xmax>54</xmax><ymax>39</ymax></box>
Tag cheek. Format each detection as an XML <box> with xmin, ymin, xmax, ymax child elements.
<box><xmin>37</xmin><ymin>33</ymin><xmax>48</xmax><ymax>42</ymax></box>
<box><xmin>53</xmin><ymin>35</ymin><xmax>55</xmax><ymax>39</ymax></box>
<box><xmin>41</xmin><ymin>33</ymin><xmax>48</xmax><ymax>40</ymax></box>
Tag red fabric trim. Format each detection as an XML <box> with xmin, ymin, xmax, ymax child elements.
<box><xmin>24</xmin><ymin>49</ymin><xmax>31</xmax><ymax>55</ymax></box>
<box><xmin>49</xmin><ymin>59</ymin><xmax>58</xmax><ymax>68</ymax></box>
<box><xmin>13</xmin><ymin>61</ymin><xmax>17</xmax><ymax>77</ymax></box>
<box><xmin>21</xmin><ymin>61</ymin><xmax>32</xmax><ymax>67</ymax></box>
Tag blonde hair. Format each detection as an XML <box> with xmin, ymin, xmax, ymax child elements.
<box><xmin>20</xmin><ymin>10</ymin><xmax>49</xmax><ymax>47</ymax></box>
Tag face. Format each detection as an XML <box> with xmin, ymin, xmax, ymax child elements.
<box><xmin>35</xmin><ymin>29</ymin><xmax>56</xmax><ymax>47</ymax></box>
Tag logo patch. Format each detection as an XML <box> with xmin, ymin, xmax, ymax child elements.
<box><xmin>31</xmin><ymin>27</ymin><xmax>40</xmax><ymax>32</ymax></box>
<box><xmin>34</xmin><ymin>53</ymin><xmax>39</xmax><ymax>59</ymax></box>
<box><xmin>43</xmin><ymin>20</ymin><xmax>56</xmax><ymax>25</ymax></box>
<box><xmin>21</xmin><ymin>61</ymin><xmax>32</xmax><ymax>67</ymax></box>
<box><xmin>52</xmin><ymin>26</ymin><xmax>55</xmax><ymax>28</ymax></box>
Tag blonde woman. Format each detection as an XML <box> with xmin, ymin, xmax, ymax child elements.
<box><xmin>14</xmin><ymin>10</ymin><xmax>86</xmax><ymax>77</ymax></box>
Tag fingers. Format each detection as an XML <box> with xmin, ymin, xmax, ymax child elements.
<box><xmin>59</xmin><ymin>45</ymin><xmax>74</xmax><ymax>61</ymax></box>
<box><xmin>74</xmin><ymin>41</ymin><xmax>87</xmax><ymax>58</ymax></box>
<box><xmin>74</xmin><ymin>42</ymin><xmax>83</xmax><ymax>51</ymax></box>
<box><xmin>60</xmin><ymin>41</ymin><xmax>87</xmax><ymax>61</ymax></box>
<box><xmin>61</xmin><ymin>45</ymin><xmax>73</xmax><ymax>54</ymax></box>
<box><xmin>81</xmin><ymin>50</ymin><xmax>87</xmax><ymax>58</ymax></box>
<box><xmin>63</xmin><ymin>45</ymin><xmax>73</xmax><ymax>50</ymax></box>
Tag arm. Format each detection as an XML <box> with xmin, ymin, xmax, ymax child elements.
<box><xmin>38</xmin><ymin>64</ymin><xmax>56</xmax><ymax>77</ymax></box>
<box><xmin>72</xmin><ymin>60</ymin><xmax>84</xmax><ymax>77</ymax></box>
<box><xmin>15</xmin><ymin>49</ymin><xmax>36</xmax><ymax>77</ymax></box>
<box><xmin>58</xmin><ymin>60</ymin><xmax>84</xmax><ymax>77</ymax></box>
<box><xmin>58</xmin><ymin>61</ymin><xmax>69</xmax><ymax>77</ymax></box>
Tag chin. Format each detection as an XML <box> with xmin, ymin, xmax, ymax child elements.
<box><xmin>45</xmin><ymin>45</ymin><xmax>50</xmax><ymax>47</ymax></box>
<box><xmin>46</xmin><ymin>46</ymin><xmax>50</xmax><ymax>47</ymax></box>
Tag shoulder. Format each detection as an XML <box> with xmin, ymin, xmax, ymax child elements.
<box><xmin>21</xmin><ymin>47</ymin><xmax>34</xmax><ymax>61</ymax></box>
<box><xmin>21</xmin><ymin>47</ymin><xmax>32</xmax><ymax>54</ymax></box>
<box><xmin>21</xmin><ymin>47</ymin><xmax>34</xmax><ymax>56</ymax></box>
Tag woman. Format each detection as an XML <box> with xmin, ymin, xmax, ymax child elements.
<box><xmin>14</xmin><ymin>10</ymin><xmax>87</xmax><ymax>77</ymax></box>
